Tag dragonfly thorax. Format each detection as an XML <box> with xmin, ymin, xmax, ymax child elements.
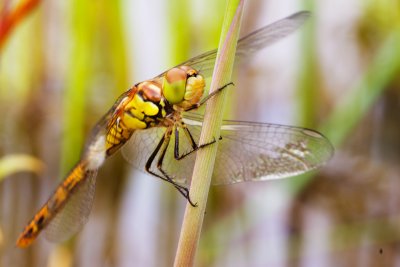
<box><xmin>162</xmin><ymin>66</ymin><xmax>205</xmax><ymax>110</ymax></box>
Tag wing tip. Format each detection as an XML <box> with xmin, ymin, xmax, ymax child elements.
<box><xmin>291</xmin><ymin>10</ymin><xmax>312</xmax><ymax>21</ymax></box>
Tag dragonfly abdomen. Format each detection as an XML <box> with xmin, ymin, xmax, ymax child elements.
<box><xmin>16</xmin><ymin>162</ymin><xmax>89</xmax><ymax>248</ymax></box>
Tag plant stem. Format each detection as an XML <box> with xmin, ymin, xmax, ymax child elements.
<box><xmin>173</xmin><ymin>1</ymin><xmax>244</xmax><ymax>266</ymax></box>
<box><xmin>0</xmin><ymin>0</ymin><xmax>41</xmax><ymax>50</ymax></box>
<box><xmin>60</xmin><ymin>1</ymin><xmax>93</xmax><ymax>177</ymax></box>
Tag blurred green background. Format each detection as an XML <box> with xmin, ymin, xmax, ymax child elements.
<box><xmin>0</xmin><ymin>0</ymin><xmax>399</xmax><ymax>266</ymax></box>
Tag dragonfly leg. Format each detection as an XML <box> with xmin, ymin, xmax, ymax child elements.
<box><xmin>174</xmin><ymin>123</ymin><xmax>221</xmax><ymax>160</ymax></box>
<box><xmin>176</xmin><ymin>136</ymin><xmax>217</xmax><ymax>160</ymax></box>
<box><xmin>145</xmin><ymin>128</ymin><xmax>197</xmax><ymax>207</ymax></box>
<box><xmin>184</xmin><ymin>82</ymin><xmax>234</xmax><ymax>112</ymax></box>
<box><xmin>174</xmin><ymin>124</ymin><xmax>197</xmax><ymax>160</ymax></box>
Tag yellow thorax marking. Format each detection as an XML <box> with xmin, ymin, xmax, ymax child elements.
<box><xmin>126</xmin><ymin>94</ymin><xmax>159</xmax><ymax>116</ymax></box>
<box><xmin>122</xmin><ymin>113</ymin><xmax>147</xmax><ymax>129</ymax></box>
<box><xmin>122</xmin><ymin>94</ymin><xmax>160</xmax><ymax>129</ymax></box>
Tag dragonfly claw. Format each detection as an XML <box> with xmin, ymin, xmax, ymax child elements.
<box><xmin>188</xmin><ymin>199</ymin><xmax>198</xmax><ymax>208</ymax></box>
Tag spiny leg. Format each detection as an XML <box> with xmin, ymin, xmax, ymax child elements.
<box><xmin>184</xmin><ymin>82</ymin><xmax>234</xmax><ymax>112</ymax></box>
<box><xmin>156</xmin><ymin>129</ymin><xmax>197</xmax><ymax>207</ymax></box>
<box><xmin>173</xmin><ymin>82</ymin><xmax>233</xmax><ymax>158</ymax></box>
<box><xmin>174</xmin><ymin>124</ymin><xmax>197</xmax><ymax>160</ymax></box>
<box><xmin>145</xmin><ymin>128</ymin><xmax>196</xmax><ymax>207</ymax></box>
<box><xmin>174</xmin><ymin>124</ymin><xmax>219</xmax><ymax>160</ymax></box>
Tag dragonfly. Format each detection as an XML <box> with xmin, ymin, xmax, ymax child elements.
<box><xmin>16</xmin><ymin>11</ymin><xmax>333</xmax><ymax>248</ymax></box>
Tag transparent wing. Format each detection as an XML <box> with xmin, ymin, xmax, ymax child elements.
<box><xmin>184</xmin><ymin>114</ymin><xmax>334</xmax><ymax>185</ymax></box>
<box><xmin>121</xmin><ymin>126</ymin><xmax>197</xmax><ymax>186</ymax></box>
<box><xmin>121</xmin><ymin>127</ymin><xmax>165</xmax><ymax>173</ymax></box>
<box><xmin>45</xmin><ymin>170</ymin><xmax>97</xmax><ymax>242</ymax></box>
<box><xmin>164</xmin><ymin>11</ymin><xmax>310</xmax><ymax>79</ymax></box>
<box><xmin>121</xmin><ymin>113</ymin><xmax>333</xmax><ymax>186</ymax></box>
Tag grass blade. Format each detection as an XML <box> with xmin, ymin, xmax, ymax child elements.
<box><xmin>174</xmin><ymin>1</ymin><xmax>244</xmax><ymax>266</ymax></box>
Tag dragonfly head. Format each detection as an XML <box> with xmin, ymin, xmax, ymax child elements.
<box><xmin>162</xmin><ymin>66</ymin><xmax>205</xmax><ymax>109</ymax></box>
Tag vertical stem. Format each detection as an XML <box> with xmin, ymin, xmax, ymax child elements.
<box><xmin>289</xmin><ymin>31</ymin><xmax>400</xmax><ymax>193</ymax></box>
<box><xmin>298</xmin><ymin>0</ymin><xmax>317</xmax><ymax>128</ymax></box>
<box><xmin>168</xmin><ymin>0</ymin><xmax>190</xmax><ymax>64</ymax></box>
<box><xmin>60</xmin><ymin>2</ymin><xmax>94</xmax><ymax>176</ymax></box>
<box><xmin>173</xmin><ymin>1</ymin><xmax>244</xmax><ymax>266</ymax></box>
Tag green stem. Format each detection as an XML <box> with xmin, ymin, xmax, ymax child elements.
<box><xmin>60</xmin><ymin>1</ymin><xmax>94</xmax><ymax>176</ymax></box>
<box><xmin>289</xmin><ymin>30</ymin><xmax>400</xmax><ymax>193</ymax></box>
<box><xmin>298</xmin><ymin>0</ymin><xmax>317</xmax><ymax>128</ymax></box>
<box><xmin>173</xmin><ymin>1</ymin><xmax>244</xmax><ymax>266</ymax></box>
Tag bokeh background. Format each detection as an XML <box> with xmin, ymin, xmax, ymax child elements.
<box><xmin>1</xmin><ymin>0</ymin><xmax>400</xmax><ymax>266</ymax></box>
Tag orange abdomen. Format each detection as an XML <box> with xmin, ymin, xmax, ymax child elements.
<box><xmin>16</xmin><ymin>162</ymin><xmax>87</xmax><ymax>248</ymax></box>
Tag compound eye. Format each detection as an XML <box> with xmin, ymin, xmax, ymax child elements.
<box><xmin>163</xmin><ymin>68</ymin><xmax>187</xmax><ymax>104</ymax></box>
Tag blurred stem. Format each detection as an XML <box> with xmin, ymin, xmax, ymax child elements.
<box><xmin>321</xmin><ymin>32</ymin><xmax>400</xmax><ymax>145</ymax></box>
<box><xmin>0</xmin><ymin>154</ymin><xmax>43</xmax><ymax>179</ymax></box>
<box><xmin>106</xmin><ymin>0</ymin><xmax>129</xmax><ymax>94</ymax></box>
<box><xmin>0</xmin><ymin>0</ymin><xmax>41</xmax><ymax>50</ymax></box>
<box><xmin>290</xmin><ymin>30</ymin><xmax>400</xmax><ymax>193</ymax></box>
<box><xmin>291</xmin><ymin>0</ymin><xmax>400</xmax><ymax>193</ymax></box>
<box><xmin>298</xmin><ymin>0</ymin><xmax>318</xmax><ymax>128</ymax></box>
<box><xmin>168</xmin><ymin>0</ymin><xmax>190</xmax><ymax>64</ymax></box>
<box><xmin>173</xmin><ymin>1</ymin><xmax>244</xmax><ymax>266</ymax></box>
<box><xmin>60</xmin><ymin>2</ymin><xmax>94</xmax><ymax>176</ymax></box>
